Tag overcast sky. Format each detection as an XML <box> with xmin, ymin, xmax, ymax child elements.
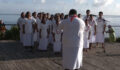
<box><xmin>0</xmin><ymin>0</ymin><xmax>120</xmax><ymax>15</ymax></box>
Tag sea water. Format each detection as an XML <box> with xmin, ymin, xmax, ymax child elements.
<box><xmin>0</xmin><ymin>14</ymin><xmax>120</xmax><ymax>37</ymax></box>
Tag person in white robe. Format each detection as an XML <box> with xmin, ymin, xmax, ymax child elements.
<box><xmin>17</xmin><ymin>12</ymin><xmax>25</xmax><ymax>44</ymax></box>
<box><xmin>53</xmin><ymin>15</ymin><xmax>62</xmax><ymax>54</ymax></box>
<box><xmin>96</xmin><ymin>12</ymin><xmax>107</xmax><ymax>52</ymax></box>
<box><xmin>83</xmin><ymin>19</ymin><xmax>91</xmax><ymax>52</ymax></box>
<box><xmin>58</xmin><ymin>9</ymin><xmax>85</xmax><ymax>70</ymax></box>
<box><xmin>36</xmin><ymin>13</ymin><xmax>42</xmax><ymax>42</ymax></box>
<box><xmin>23</xmin><ymin>12</ymin><xmax>35</xmax><ymax>48</ymax></box>
<box><xmin>48</xmin><ymin>15</ymin><xmax>55</xmax><ymax>45</ymax></box>
<box><xmin>83</xmin><ymin>9</ymin><xmax>90</xmax><ymax>21</ymax></box>
<box><xmin>38</xmin><ymin>14</ymin><xmax>49</xmax><ymax>51</ymax></box>
<box><xmin>88</xmin><ymin>14</ymin><xmax>97</xmax><ymax>50</ymax></box>
<box><xmin>32</xmin><ymin>12</ymin><xmax>38</xmax><ymax>47</ymax></box>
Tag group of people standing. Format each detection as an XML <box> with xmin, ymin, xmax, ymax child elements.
<box><xmin>17</xmin><ymin>9</ymin><xmax>115</xmax><ymax>70</ymax></box>
<box><xmin>17</xmin><ymin>11</ymin><xmax>64</xmax><ymax>53</ymax></box>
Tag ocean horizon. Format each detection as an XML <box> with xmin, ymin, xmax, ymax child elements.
<box><xmin>0</xmin><ymin>14</ymin><xmax>120</xmax><ymax>38</ymax></box>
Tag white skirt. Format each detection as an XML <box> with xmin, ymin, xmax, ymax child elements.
<box><xmin>33</xmin><ymin>32</ymin><xmax>38</xmax><ymax>42</ymax></box>
<box><xmin>96</xmin><ymin>32</ymin><xmax>105</xmax><ymax>43</ymax></box>
<box><xmin>23</xmin><ymin>33</ymin><xmax>33</xmax><ymax>46</ymax></box>
<box><xmin>53</xmin><ymin>41</ymin><xmax>61</xmax><ymax>52</ymax></box>
<box><xmin>38</xmin><ymin>37</ymin><xmax>48</xmax><ymax>50</ymax></box>
<box><xmin>48</xmin><ymin>33</ymin><xmax>53</xmax><ymax>44</ymax></box>
<box><xmin>62</xmin><ymin>47</ymin><xmax>83</xmax><ymax>69</ymax></box>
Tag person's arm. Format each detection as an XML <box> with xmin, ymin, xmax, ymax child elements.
<box><xmin>23</xmin><ymin>24</ymin><xmax>25</xmax><ymax>34</ymax></box>
<box><xmin>103</xmin><ymin>24</ymin><xmax>106</xmax><ymax>34</ymax></box>
<box><xmin>94</xmin><ymin>25</ymin><xmax>97</xmax><ymax>35</ymax></box>
<box><xmin>53</xmin><ymin>32</ymin><xmax>55</xmax><ymax>42</ymax></box>
<box><xmin>88</xmin><ymin>31</ymin><xmax>91</xmax><ymax>40</ymax></box>
<box><xmin>47</xmin><ymin>28</ymin><xmax>49</xmax><ymax>38</ymax></box>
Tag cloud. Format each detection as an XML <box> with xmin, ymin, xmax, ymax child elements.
<box><xmin>116</xmin><ymin>3</ymin><xmax>120</xmax><ymax>8</ymax></box>
<box><xmin>33</xmin><ymin>0</ymin><xmax>46</xmax><ymax>3</ymax></box>
<box><xmin>93</xmin><ymin>0</ymin><xmax>114</xmax><ymax>7</ymax></box>
<box><xmin>75</xmin><ymin>0</ymin><xmax>87</xmax><ymax>4</ymax></box>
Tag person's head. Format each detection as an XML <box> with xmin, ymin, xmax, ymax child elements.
<box><xmin>90</xmin><ymin>14</ymin><xmax>94</xmax><ymax>20</ymax></box>
<box><xmin>69</xmin><ymin>9</ymin><xmax>77</xmax><ymax>16</ymax></box>
<box><xmin>50</xmin><ymin>15</ymin><xmax>54</xmax><ymax>20</ymax></box>
<box><xmin>60</xmin><ymin>13</ymin><xmax>64</xmax><ymax>20</ymax></box>
<box><xmin>21</xmin><ymin>12</ymin><xmax>25</xmax><ymax>18</ymax></box>
<box><xmin>108</xmin><ymin>25</ymin><xmax>112</xmax><ymax>28</ymax></box>
<box><xmin>41</xmin><ymin>14</ymin><xmax>47</xmax><ymax>24</ymax></box>
<box><xmin>38</xmin><ymin>13</ymin><xmax>42</xmax><ymax>19</ymax></box>
<box><xmin>32</xmin><ymin>12</ymin><xmax>37</xmax><ymax>18</ymax></box>
<box><xmin>56</xmin><ymin>15</ymin><xmax>60</xmax><ymax>25</ymax></box>
<box><xmin>86</xmin><ymin>9</ymin><xmax>90</xmax><ymax>16</ymax></box>
<box><xmin>99</xmin><ymin>11</ymin><xmax>103</xmax><ymax>18</ymax></box>
<box><xmin>78</xmin><ymin>14</ymin><xmax>81</xmax><ymax>18</ymax></box>
<box><xmin>25</xmin><ymin>11</ymin><xmax>31</xmax><ymax>18</ymax></box>
<box><xmin>64</xmin><ymin>15</ymin><xmax>69</xmax><ymax>19</ymax></box>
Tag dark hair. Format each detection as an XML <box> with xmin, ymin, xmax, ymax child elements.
<box><xmin>25</xmin><ymin>11</ymin><xmax>31</xmax><ymax>18</ymax></box>
<box><xmin>21</xmin><ymin>12</ymin><xmax>24</xmax><ymax>17</ymax></box>
<box><xmin>99</xmin><ymin>11</ymin><xmax>103</xmax><ymax>15</ymax></box>
<box><xmin>86</xmin><ymin>9</ymin><xmax>90</xmax><ymax>12</ymax></box>
<box><xmin>64</xmin><ymin>15</ymin><xmax>68</xmax><ymax>19</ymax></box>
<box><xmin>69</xmin><ymin>9</ymin><xmax>77</xmax><ymax>16</ymax></box>
<box><xmin>41</xmin><ymin>14</ymin><xmax>47</xmax><ymax>24</ymax></box>
<box><xmin>32</xmin><ymin>12</ymin><xmax>37</xmax><ymax>16</ymax></box>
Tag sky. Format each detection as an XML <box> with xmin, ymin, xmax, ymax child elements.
<box><xmin>0</xmin><ymin>0</ymin><xmax>120</xmax><ymax>15</ymax></box>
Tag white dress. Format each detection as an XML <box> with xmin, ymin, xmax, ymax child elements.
<box><xmin>36</xmin><ymin>18</ymin><xmax>41</xmax><ymax>42</ymax></box>
<box><xmin>23</xmin><ymin>18</ymin><xmax>35</xmax><ymax>46</ymax></box>
<box><xmin>53</xmin><ymin>22</ymin><xmax>62</xmax><ymax>52</ymax></box>
<box><xmin>32</xmin><ymin>17</ymin><xmax>38</xmax><ymax>42</ymax></box>
<box><xmin>96</xmin><ymin>18</ymin><xmax>107</xmax><ymax>43</ymax></box>
<box><xmin>38</xmin><ymin>23</ymin><xmax>49</xmax><ymax>50</ymax></box>
<box><xmin>83</xmin><ymin>25</ymin><xmax>90</xmax><ymax>49</ymax></box>
<box><xmin>58</xmin><ymin>17</ymin><xmax>85</xmax><ymax>70</ymax></box>
<box><xmin>47</xmin><ymin>20</ymin><xmax>53</xmax><ymax>44</ymax></box>
<box><xmin>89</xmin><ymin>20</ymin><xmax>97</xmax><ymax>43</ymax></box>
<box><xmin>17</xmin><ymin>17</ymin><xmax>25</xmax><ymax>43</ymax></box>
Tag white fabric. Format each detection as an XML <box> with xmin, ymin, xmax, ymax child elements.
<box><xmin>58</xmin><ymin>17</ymin><xmax>85</xmax><ymax>69</ymax></box>
<box><xmin>17</xmin><ymin>17</ymin><xmax>25</xmax><ymax>43</ymax></box>
<box><xmin>53</xmin><ymin>22</ymin><xmax>62</xmax><ymax>52</ymax></box>
<box><xmin>38</xmin><ymin>23</ymin><xmax>49</xmax><ymax>50</ymax></box>
<box><xmin>83</xmin><ymin>16</ymin><xmax>90</xmax><ymax>21</ymax></box>
<box><xmin>96</xmin><ymin>18</ymin><xmax>107</xmax><ymax>43</ymax></box>
<box><xmin>89</xmin><ymin>20</ymin><xmax>97</xmax><ymax>43</ymax></box>
<box><xmin>83</xmin><ymin>26</ymin><xmax>90</xmax><ymax>49</ymax></box>
<box><xmin>36</xmin><ymin>18</ymin><xmax>41</xmax><ymax>41</ymax></box>
<box><xmin>47</xmin><ymin>20</ymin><xmax>53</xmax><ymax>44</ymax></box>
<box><xmin>23</xmin><ymin>34</ymin><xmax>33</xmax><ymax>46</ymax></box>
<box><xmin>23</xmin><ymin>18</ymin><xmax>35</xmax><ymax>46</ymax></box>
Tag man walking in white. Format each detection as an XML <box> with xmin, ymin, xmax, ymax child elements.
<box><xmin>96</xmin><ymin>12</ymin><xmax>107</xmax><ymax>52</ymax></box>
<box><xmin>58</xmin><ymin>9</ymin><xmax>85</xmax><ymax>70</ymax></box>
